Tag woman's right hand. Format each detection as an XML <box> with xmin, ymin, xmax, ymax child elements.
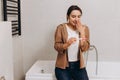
<box><xmin>67</xmin><ymin>37</ymin><xmax>76</xmax><ymax>46</ymax></box>
<box><xmin>63</xmin><ymin>37</ymin><xmax>76</xmax><ymax>49</ymax></box>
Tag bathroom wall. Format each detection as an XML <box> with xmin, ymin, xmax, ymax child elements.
<box><xmin>0</xmin><ymin>1</ymin><xmax>24</xmax><ymax>80</ymax></box>
<box><xmin>12</xmin><ymin>37</ymin><xmax>24</xmax><ymax>80</ymax></box>
<box><xmin>0</xmin><ymin>0</ymin><xmax>120</xmax><ymax>80</ymax></box>
<box><xmin>0</xmin><ymin>22</ymin><xmax>13</xmax><ymax>80</ymax></box>
<box><xmin>21</xmin><ymin>0</ymin><xmax>120</xmax><ymax>73</ymax></box>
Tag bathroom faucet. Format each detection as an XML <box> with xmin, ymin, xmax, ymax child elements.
<box><xmin>85</xmin><ymin>45</ymin><xmax>98</xmax><ymax>75</ymax></box>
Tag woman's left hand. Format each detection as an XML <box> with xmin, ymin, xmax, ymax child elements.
<box><xmin>76</xmin><ymin>20</ymin><xmax>86</xmax><ymax>36</ymax></box>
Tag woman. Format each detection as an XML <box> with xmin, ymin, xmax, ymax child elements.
<box><xmin>54</xmin><ymin>5</ymin><xmax>90</xmax><ymax>80</ymax></box>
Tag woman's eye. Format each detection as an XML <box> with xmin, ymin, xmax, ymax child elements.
<box><xmin>71</xmin><ymin>15</ymin><xmax>76</xmax><ymax>18</ymax></box>
<box><xmin>71</xmin><ymin>15</ymin><xmax>81</xmax><ymax>18</ymax></box>
<box><xmin>78</xmin><ymin>16</ymin><xmax>80</xmax><ymax>18</ymax></box>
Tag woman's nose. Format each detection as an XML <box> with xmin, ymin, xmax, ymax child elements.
<box><xmin>75</xmin><ymin>18</ymin><xmax>79</xmax><ymax>21</ymax></box>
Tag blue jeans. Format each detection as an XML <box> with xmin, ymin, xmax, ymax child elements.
<box><xmin>55</xmin><ymin>61</ymin><xmax>89</xmax><ymax>80</ymax></box>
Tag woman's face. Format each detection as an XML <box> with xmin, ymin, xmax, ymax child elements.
<box><xmin>68</xmin><ymin>10</ymin><xmax>81</xmax><ymax>27</ymax></box>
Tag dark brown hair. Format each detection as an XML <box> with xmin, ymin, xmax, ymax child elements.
<box><xmin>67</xmin><ymin>5</ymin><xmax>82</xmax><ymax>20</ymax></box>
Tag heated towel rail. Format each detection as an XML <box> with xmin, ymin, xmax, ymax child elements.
<box><xmin>3</xmin><ymin>0</ymin><xmax>21</xmax><ymax>36</ymax></box>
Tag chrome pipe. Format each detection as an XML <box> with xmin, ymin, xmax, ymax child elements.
<box><xmin>85</xmin><ymin>45</ymin><xmax>98</xmax><ymax>75</ymax></box>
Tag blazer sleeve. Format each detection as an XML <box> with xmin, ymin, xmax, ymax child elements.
<box><xmin>80</xmin><ymin>26</ymin><xmax>90</xmax><ymax>52</ymax></box>
<box><xmin>54</xmin><ymin>25</ymin><xmax>65</xmax><ymax>54</ymax></box>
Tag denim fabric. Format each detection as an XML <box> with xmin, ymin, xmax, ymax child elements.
<box><xmin>55</xmin><ymin>61</ymin><xmax>89</xmax><ymax>80</ymax></box>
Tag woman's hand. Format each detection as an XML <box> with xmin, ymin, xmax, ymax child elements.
<box><xmin>75</xmin><ymin>20</ymin><xmax>88</xmax><ymax>43</ymax></box>
<box><xmin>63</xmin><ymin>37</ymin><xmax>76</xmax><ymax>49</ymax></box>
<box><xmin>67</xmin><ymin>37</ymin><xmax>77</xmax><ymax>45</ymax></box>
<box><xmin>76</xmin><ymin>20</ymin><xmax>85</xmax><ymax>34</ymax></box>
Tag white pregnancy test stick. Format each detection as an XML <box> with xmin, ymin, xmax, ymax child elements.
<box><xmin>79</xmin><ymin>38</ymin><xmax>83</xmax><ymax>40</ymax></box>
<box><xmin>79</xmin><ymin>38</ymin><xmax>87</xmax><ymax>41</ymax></box>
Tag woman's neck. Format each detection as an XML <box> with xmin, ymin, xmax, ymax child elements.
<box><xmin>67</xmin><ymin>23</ymin><xmax>76</xmax><ymax>31</ymax></box>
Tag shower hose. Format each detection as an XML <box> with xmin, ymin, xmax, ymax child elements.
<box><xmin>85</xmin><ymin>45</ymin><xmax>98</xmax><ymax>75</ymax></box>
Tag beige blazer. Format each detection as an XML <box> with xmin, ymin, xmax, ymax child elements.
<box><xmin>54</xmin><ymin>23</ymin><xmax>90</xmax><ymax>69</ymax></box>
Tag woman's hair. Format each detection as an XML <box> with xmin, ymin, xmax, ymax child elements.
<box><xmin>67</xmin><ymin>5</ymin><xmax>82</xmax><ymax>20</ymax></box>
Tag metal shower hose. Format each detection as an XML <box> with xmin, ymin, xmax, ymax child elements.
<box><xmin>85</xmin><ymin>45</ymin><xmax>98</xmax><ymax>75</ymax></box>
